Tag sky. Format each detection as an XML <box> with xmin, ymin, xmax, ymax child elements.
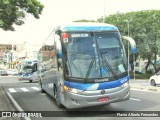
<box><xmin>1</xmin><ymin>0</ymin><xmax>160</xmax><ymax>49</ymax></box>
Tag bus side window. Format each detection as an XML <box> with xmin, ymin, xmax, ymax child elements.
<box><xmin>55</xmin><ymin>33</ymin><xmax>62</xmax><ymax>71</ymax></box>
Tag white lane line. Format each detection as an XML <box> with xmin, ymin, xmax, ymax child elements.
<box><xmin>130</xmin><ymin>98</ymin><xmax>141</xmax><ymax>101</ymax></box>
<box><xmin>20</xmin><ymin>88</ymin><xmax>29</xmax><ymax>92</ymax></box>
<box><xmin>8</xmin><ymin>88</ymin><xmax>16</xmax><ymax>93</ymax></box>
<box><xmin>7</xmin><ymin>92</ymin><xmax>31</xmax><ymax>120</ymax></box>
<box><xmin>31</xmin><ymin>87</ymin><xmax>40</xmax><ymax>91</ymax></box>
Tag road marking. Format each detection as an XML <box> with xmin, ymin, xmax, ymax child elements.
<box><xmin>7</xmin><ymin>92</ymin><xmax>31</xmax><ymax>120</ymax></box>
<box><xmin>130</xmin><ymin>98</ymin><xmax>141</xmax><ymax>101</ymax></box>
<box><xmin>8</xmin><ymin>87</ymin><xmax>41</xmax><ymax>93</ymax></box>
<box><xmin>20</xmin><ymin>88</ymin><xmax>29</xmax><ymax>92</ymax></box>
<box><xmin>31</xmin><ymin>87</ymin><xmax>40</xmax><ymax>91</ymax></box>
<box><xmin>8</xmin><ymin>88</ymin><xmax>16</xmax><ymax>93</ymax></box>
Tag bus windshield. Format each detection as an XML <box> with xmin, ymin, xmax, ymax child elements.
<box><xmin>64</xmin><ymin>32</ymin><xmax>127</xmax><ymax>80</ymax></box>
<box><xmin>22</xmin><ymin>66</ymin><xmax>33</xmax><ymax>74</ymax></box>
<box><xmin>18</xmin><ymin>61</ymin><xmax>37</xmax><ymax>75</ymax></box>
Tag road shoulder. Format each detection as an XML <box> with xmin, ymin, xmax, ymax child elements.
<box><xmin>0</xmin><ymin>87</ymin><xmax>20</xmax><ymax>120</ymax></box>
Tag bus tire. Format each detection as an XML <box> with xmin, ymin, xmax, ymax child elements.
<box><xmin>41</xmin><ymin>87</ymin><xmax>45</xmax><ymax>93</ymax></box>
<box><xmin>29</xmin><ymin>80</ymin><xmax>32</xmax><ymax>83</ymax></box>
<box><xmin>54</xmin><ymin>86</ymin><xmax>63</xmax><ymax>108</ymax></box>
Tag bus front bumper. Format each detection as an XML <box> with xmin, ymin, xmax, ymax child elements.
<box><xmin>61</xmin><ymin>85</ymin><xmax>130</xmax><ymax>109</ymax></box>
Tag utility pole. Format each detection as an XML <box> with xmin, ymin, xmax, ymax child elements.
<box><xmin>125</xmin><ymin>18</ymin><xmax>133</xmax><ymax>77</ymax></box>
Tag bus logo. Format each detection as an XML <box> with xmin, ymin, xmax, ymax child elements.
<box><xmin>101</xmin><ymin>89</ymin><xmax>105</xmax><ymax>94</ymax></box>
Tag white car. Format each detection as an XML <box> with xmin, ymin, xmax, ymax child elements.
<box><xmin>7</xmin><ymin>69</ymin><xmax>18</xmax><ymax>75</ymax></box>
<box><xmin>149</xmin><ymin>71</ymin><xmax>160</xmax><ymax>86</ymax></box>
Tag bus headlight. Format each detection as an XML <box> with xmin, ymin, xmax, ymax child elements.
<box><xmin>70</xmin><ymin>88</ymin><xmax>79</xmax><ymax>94</ymax></box>
<box><xmin>121</xmin><ymin>82</ymin><xmax>129</xmax><ymax>88</ymax></box>
<box><xmin>63</xmin><ymin>85</ymin><xmax>82</xmax><ymax>94</ymax></box>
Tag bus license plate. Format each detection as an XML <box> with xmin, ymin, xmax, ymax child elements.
<box><xmin>98</xmin><ymin>96</ymin><xmax>109</xmax><ymax>102</ymax></box>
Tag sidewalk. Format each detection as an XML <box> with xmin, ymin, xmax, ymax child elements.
<box><xmin>130</xmin><ymin>84</ymin><xmax>160</xmax><ymax>92</ymax></box>
<box><xmin>0</xmin><ymin>87</ymin><xmax>20</xmax><ymax>120</ymax></box>
<box><xmin>130</xmin><ymin>79</ymin><xmax>160</xmax><ymax>92</ymax></box>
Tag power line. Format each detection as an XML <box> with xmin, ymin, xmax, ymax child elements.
<box><xmin>41</xmin><ymin>28</ymin><xmax>55</xmax><ymax>46</ymax></box>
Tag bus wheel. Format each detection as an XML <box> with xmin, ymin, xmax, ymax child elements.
<box><xmin>29</xmin><ymin>80</ymin><xmax>32</xmax><ymax>83</ymax></box>
<box><xmin>54</xmin><ymin>86</ymin><xmax>63</xmax><ymax>108</ymax></box>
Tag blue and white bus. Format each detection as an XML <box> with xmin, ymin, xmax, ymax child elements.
<box><xmin>38</xmin><ymin>22</ymin><xmax>136</xmax><ymax>109</ymax></box>
<box><xmin>18</xmin><ymin>59</ymin><xmax>38</xmax><ymax>83</ymax></box>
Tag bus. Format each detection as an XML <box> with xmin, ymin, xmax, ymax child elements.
<box><xmin>38</xmin><ymin>22</ymin><xmax>136</xmax><ymax>109</ymax></box>
<box><xmin>18</xmin><ymin>59</ymin><xmax>38</xmax><ymax>83</ymax></box>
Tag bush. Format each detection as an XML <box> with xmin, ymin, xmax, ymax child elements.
<box><xmin>130</xmin><ymin>72</ymin><xmax>152</xmax><ymax>79</ymax></box>
<box><xmin>146</xmin><ymin>70</ymin><xmax>153</xmax><ymax>74</ymax></box>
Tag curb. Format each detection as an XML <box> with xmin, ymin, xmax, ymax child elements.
<box><xmin>0</xmin><ymin>75</ymin><xmax>19</xmax><ymax>77</ymax></box>
<box><xmin>130</xmin><ymin>85</ymin><xmax>160</xmax><ymax>92</ymax></box>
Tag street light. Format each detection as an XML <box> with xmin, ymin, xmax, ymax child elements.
<box><xmin>125</xmin><ymin>18</ymin><xmax>133</xmax><ymax>77</ymax></box>
<box><xmin>103</xmin><ymin>0</ymin><xmax>106</xmax><ymax>23</ymax></box>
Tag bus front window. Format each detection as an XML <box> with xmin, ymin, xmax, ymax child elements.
<box><xmin>66</xmin><ymin>36</ymin><xmax>95</xmax><ymax>78</ymax></box>
<box><xmin>64</xmin><ymin>32</ymin><xmax>127</xmax><ymax>81</ymax></box>
<box><xmin>96</xmin><ymin>32</ymin><xmax>127</xmax><ymax>77</ymax></box>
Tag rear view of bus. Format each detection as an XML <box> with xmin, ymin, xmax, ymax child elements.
<box><xmin>38</xmin><ymin>22</ymin><xmax>136</xmax><ymax>109</ymax></box>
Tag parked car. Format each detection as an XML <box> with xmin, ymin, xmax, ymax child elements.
<box><xmin>149</xmin><ymin>71</ymin><xmax>160</xmax><ymax>86</ymax></box>
<box><xmin>0</xmin><ymin>69</ymin><xmax>8</xmax><ymax>76</ymax></box>
<box><xmin>7</xmin><ymin>69</ymin><xmax>18</xmax><ymax>75</ymax></box>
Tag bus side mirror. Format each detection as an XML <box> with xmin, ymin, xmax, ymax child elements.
<box><xmin>122</xmin><ymin>36</ymin><xmax>137</xmax><ymax>54</ymax></box>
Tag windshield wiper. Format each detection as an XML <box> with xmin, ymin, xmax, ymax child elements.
<box><xmin>100</xmin><ymin>52</ymin><xmax>117</xmax><ymax>77</ymax></box>
<box><xmin>85</xmin><ymin>59</ymin><xmax>95</xmax><ymax>81</ymax></box>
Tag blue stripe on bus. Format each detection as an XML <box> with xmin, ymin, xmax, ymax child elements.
<box><xmin>64</xmin><ymin>76</ymin><xmax>129</xmax><ymax>90</ymax></box>
<box><xmin>63</xmin><ymin>26</ymin><xmax>118</xmax><ymax>31</ymax></box>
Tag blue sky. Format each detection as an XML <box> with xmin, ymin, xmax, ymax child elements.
<box><xmin>0</xmin><ymin>0</ymin><xmax>160</xmax><ymax>47</ymax></box>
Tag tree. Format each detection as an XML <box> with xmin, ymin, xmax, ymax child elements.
<box><xmin>98</xmin><ymin>10</ymin><xmax>160</xmax><ymax>73</ymax></box>
<box><xmin>0</xmin><ymin>0</ymin><xmax>44</xmax><ymax>31</ymax></box>
<box><xmin>75</xmin><ymin>10</ymin><xmax>160</xmax><ymax>73</ymax></box>
<box><xmin>73</xmin><ymin>19</ymin><xmax>96</xmax><ymax>22</ymax></box>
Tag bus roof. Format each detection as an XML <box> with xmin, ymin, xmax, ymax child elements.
<box><xmin>23</xmin><ymin>58</ymin><xmax>37</xmax><ymax>63</ymax></box>
<box><xmin>56</xmin><ymin>22</ymin><xmax>118</xmax><ymax>32</ymax></box>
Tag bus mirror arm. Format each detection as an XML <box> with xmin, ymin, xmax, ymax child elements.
<box><xmin>55</xmin><ymin>30</ymin><xmax>61</xmax><ymax>35</ymax></box>
<box><xmin>58</xmin><ymin>61</ymin><xmax>63</xmax><ymax>68</ymax></box>
<box><xmin>122</xmin><ymin>36</ymin><xmax>137</xmax><ymax>54</ymax></box>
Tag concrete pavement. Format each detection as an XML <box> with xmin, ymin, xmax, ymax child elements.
<box><xmin>0</xmin><ymin>79</ymin><xmax>159</xmax><ymax>120</ymax></box>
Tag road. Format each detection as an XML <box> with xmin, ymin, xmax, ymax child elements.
<box><xmin>0</xmin><ymin>76</ymin><xmax>160</xmax><ymax>120</ymax></box>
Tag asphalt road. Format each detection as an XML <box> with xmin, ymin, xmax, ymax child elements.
<box><xmin>0</xmin><ymin>76</ymin><xmax>160</xmax><ymax>120</ymax></box>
